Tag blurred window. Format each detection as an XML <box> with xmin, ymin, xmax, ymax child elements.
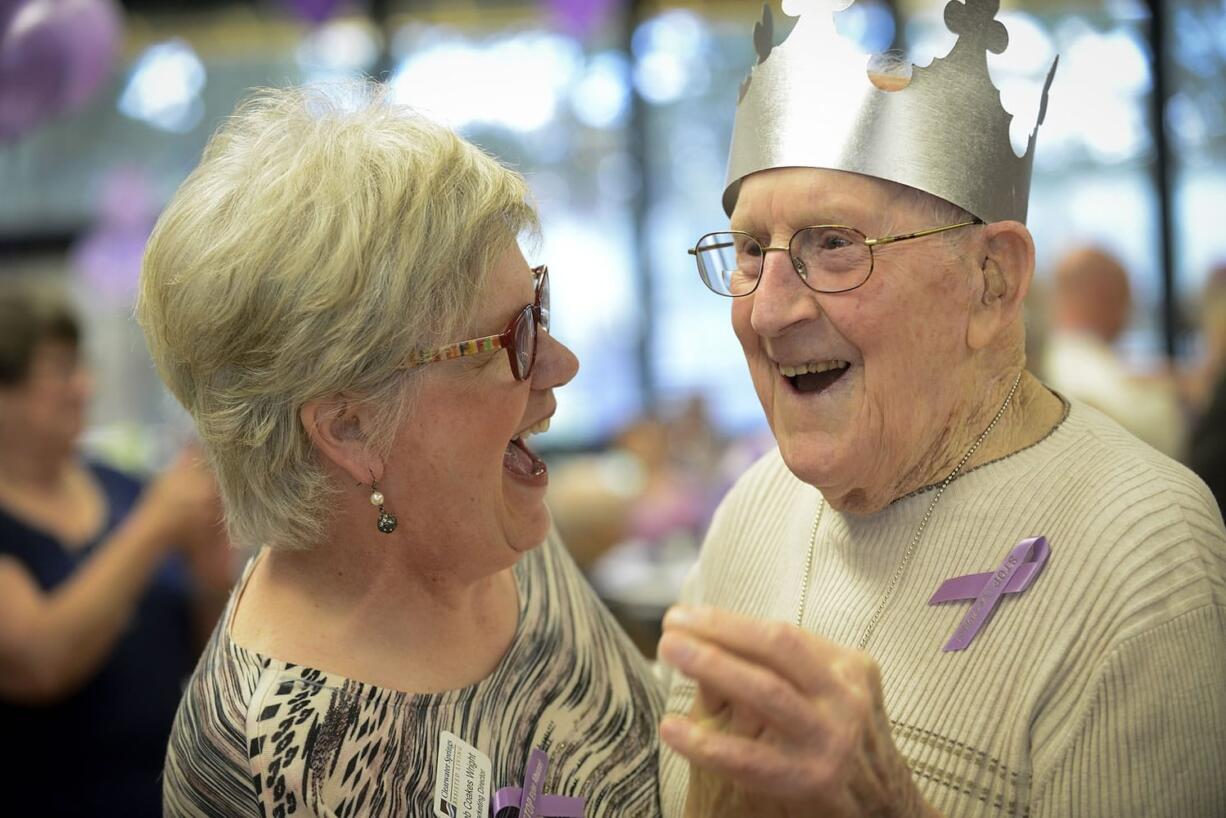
<box><xmin>1168</xmin><ymin>0</ymin><xmax>1226</xmax><ymax>349</ymax></box>
<box><xmin>0</xmin><ymin>1</ymin><xmax>1222</xmax><ymax>451</ymax></box>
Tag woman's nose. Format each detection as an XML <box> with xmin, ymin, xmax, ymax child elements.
<box><xmin>532</xmin><ymin>329</ymin><xmax>579</xmax><ymax>390</ymax></box>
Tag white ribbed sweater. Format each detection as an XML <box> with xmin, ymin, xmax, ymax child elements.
<box><xmin>659</xmin><ymin>400</ymin><xmax>1226</xmax><ymax>818</ymax></box>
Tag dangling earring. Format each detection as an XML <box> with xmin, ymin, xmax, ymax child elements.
<box><xmin>368</xmin><ymin>475</ymin><xmax>398</xmax><ymax>534</ymax></box>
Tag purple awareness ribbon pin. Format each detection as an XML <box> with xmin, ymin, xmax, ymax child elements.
<box><xmin>490</xmin><ymin>749</ymin><xmax>586</xmax><ymax>818</ymax></box>
<box><xmin>928</xmin><ymin>536</ymin><xmax>1050</xmax><ymax>652</ymax></box>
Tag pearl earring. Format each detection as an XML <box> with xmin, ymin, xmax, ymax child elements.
<box><xmin>369</xmin><ymin>478</ymin><xmax>397</xmax><ymax>534</ymax></box>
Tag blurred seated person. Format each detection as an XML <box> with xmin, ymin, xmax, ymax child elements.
<box><xmin>1043</xmin><ymin>246</ymin><xmax>1185</xmax><ymax>457</ymax></box>
<box><xmin>550</xmin><ymin>402</ymin><xmax>724</xmax><ymax>571</ymax></box>
<box><xmin>140</xmin><ymin>83</ymin><xmax>662</xmax><ymax>816</ymax></box>
<box><xmin>0</xmin><ymin>281</ymin><xmax>231</xmax><ymax>817</ymax></box>
<box><xmin>1185</xmin><ymin>263</ymin><xmax>1226</xmax><ymax>413</ymax></box>
<box><xmin>1188</xmin><ymin>266</ymin><xmax>1226</xmax><ymax>509</ymax></box>
<box><xmin>618</xmin><ymin>412</ymin><xmax>712</xmax><ymax>545</ymax></box>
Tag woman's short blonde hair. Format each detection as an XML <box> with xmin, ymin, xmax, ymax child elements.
<box><xmin>137</xmin><ymin>82</ymin><xmax>538</xmax><ymax>551</ymax></box>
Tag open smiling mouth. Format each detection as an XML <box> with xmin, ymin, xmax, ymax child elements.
<box><xmin>503</xmin><ymin>418</ymin><xmax>549</xmax><ymax>479</ymax></box>
<box><xmin>780</xmin><ymin>360</ymin><xmax>851</xmax><ymax>395</ymax></box>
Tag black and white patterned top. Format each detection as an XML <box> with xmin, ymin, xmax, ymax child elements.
<box><xmin>164</xmin><ymin>533</ymin><xmax>663</xmax><ymax>817</ymax></box>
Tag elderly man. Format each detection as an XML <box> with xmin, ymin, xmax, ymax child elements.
<box><xmin>656</xmin><ymin>2</ymin><xmax>1226</xmax><ymax>817</ymax></box>
<box><xmin>1043</xmin><ymin>246</ymin><xmax>1185</xmax><ymax>457</ymax></box>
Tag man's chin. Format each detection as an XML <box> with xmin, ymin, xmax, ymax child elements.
<box><xmin>776</xmin><ymin>433</ymin><xmax>847</xmax><ymax>491</ymax></box>
<box><xmin>777</xmin><ymin>432</ymin><xmax>887</xmax><ymax>512</ymax></box>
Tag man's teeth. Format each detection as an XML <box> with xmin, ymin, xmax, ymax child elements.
<box><xmin>512</xmin><ymin>417</ymin><xmax>551</xmax><ymax>441</ymax></box>
<box><xmin>777</xmin><ymin>360</ymin><xmax>850</xmax><ymax>377</ymax></box>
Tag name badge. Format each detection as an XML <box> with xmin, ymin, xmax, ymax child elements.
<box><xmin>434</xmin><ymin>731</ymin><xmax>492</xmax><ymax>818</ymax></box>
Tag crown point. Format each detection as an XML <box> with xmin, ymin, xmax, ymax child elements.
<box><xmin>782</xmin><ymin>0</ymin><xmax>853</xmax><ymax>14</ymax></box>
<box><xmin>726</xmin><ymin>0</ymin><xmax>1053</xmax><ymax>223</ymax></box>
<box><xmin>944</xmin><ymin>0</ymin><xmax>1008</xmax><ymax>55</ymax></box>
<box><xmin>753</xmin><ymin>3</ymin><xmax>774</xmax><ymax>64</ymax></box>
<box><xmin>1036</xmin><ymin>54</ymin><xmax>1059</xmax><ymax>125</ymax></box>
<box><xmin>867</xmin><ymin>51</ymin><xmax>914</xmax><ymax>91</ymax></box>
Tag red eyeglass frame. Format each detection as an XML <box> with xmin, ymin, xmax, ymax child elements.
<box><xmin>402</xmin><ymin>265</ymin><xmax>549</xmax><ymax>381</ymax></box>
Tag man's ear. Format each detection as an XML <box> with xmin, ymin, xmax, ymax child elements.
<box><xmin>300</xmin><ymin>395</ymin><xmax>381</xmax><ymax>487</ymax></box>
<box><xmin>967</xmin><ymin>220</ymin><xmax>1034</xmax><ymax>351</ymax></box>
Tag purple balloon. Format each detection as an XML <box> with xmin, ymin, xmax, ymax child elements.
<box><xmin>0</xmin><ymin>2</ymin><xmax>69</xmax><ymax>141</ymax></box>
<box><xmin>56</xmin><ymin>0</ymin><xmax>122</xmax><ymax>110</ymax></box>
<box><xmin>0</xmin><ymin>0</ymin><xmax>123</xmax><ymax>141</ymax></box>
<box><xmin>547</xmin><ymin>0</ymin><xmax>619</xmax><ymax>39</ymax></box>
<box><xmin>1</xmin><ymin>0</ymin><xmax>23</xmax><ymax>37</ymax></box>
<box><xmin>72</xmin><ymin>225</ymin><xmax>151</xmax><ymax>303</ymax></box>
<box><xmin>71</xmin><ymin>166</ymin><xmax>157</xmax><ymax>304</ymax></box>
<box><xmin>285</xmin><ymin>0</ymin><xmax>342</xmax><ymax>25</ymax></box>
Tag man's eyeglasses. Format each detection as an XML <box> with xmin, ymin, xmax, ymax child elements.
<box><xmin>403</xmin><ymin>265</ymin><xmax>549</xmax><ymax>381</ymax></box>
<box><xmin>689</xmin><ymin>219</ymin><xmax>983</xmax><ymax>297</ymax></box>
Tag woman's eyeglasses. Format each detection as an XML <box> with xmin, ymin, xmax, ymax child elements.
<box><xmin>403</xmin><ymin>265</ymin><xmax>549</xmax><ymax>382</ymax></box>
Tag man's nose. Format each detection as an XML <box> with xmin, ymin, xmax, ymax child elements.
<box><xmin>749</xmin><ymin>247</ymin><xmax>823</xmax><ymax>338</ymax></box>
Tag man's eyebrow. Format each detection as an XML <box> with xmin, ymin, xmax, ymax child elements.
<box><xmin>729</xmin><ymin>212</ymin><xmax>855</xmax><ymax>234</ymax></box>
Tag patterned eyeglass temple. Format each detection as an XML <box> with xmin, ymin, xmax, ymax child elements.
<box><xmin>400</xmin><ymin>265</ymin><xmax>548</xmax><ymax>376</ymax></box>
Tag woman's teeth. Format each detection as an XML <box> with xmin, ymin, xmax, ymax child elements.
<box><xmin>513</xmin><ymin>417</ymin><xmax>551</xmax><ymax>441</ymax></box>
<box><xmin>777</xmin><ymin>360</ymin><xmax>850</xmax><ymax>377</ymax></box>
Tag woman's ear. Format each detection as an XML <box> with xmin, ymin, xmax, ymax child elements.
<box><xmin>967</xmin><ymin>220</ymin><xmax>1035</xmax><ymax>351</ymax></box>
<box><xmin>300</xmin><ymin>396</ymin><xmax>381</xmax><ymax>487</ymax></box>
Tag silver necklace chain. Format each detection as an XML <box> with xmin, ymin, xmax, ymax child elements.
<box><xmin>794</xmin><ymin>370</ymin><xmax>1024</xmax><ymax>650</ymax></box>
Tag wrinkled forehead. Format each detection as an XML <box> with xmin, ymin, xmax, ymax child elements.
<box><xmin>728</xmin><ymin>167</ymin><xmax>912</xmax><ymax>232</ymax></box>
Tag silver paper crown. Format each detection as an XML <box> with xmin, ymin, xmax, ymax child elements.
<box><xmin>724</xmin><ymin>0</ymin><xmax>1058</xmax><ymax>224</ymax></box>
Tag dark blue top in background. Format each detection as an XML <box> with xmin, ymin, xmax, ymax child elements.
<box><xmin>0</xmin><ymin>462</ymin><xmax>195</xmax><ymax>818</ymax></box>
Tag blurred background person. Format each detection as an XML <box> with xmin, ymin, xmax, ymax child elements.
<box><xmin>0</xmin><ymin>280</ymin><xmax>231</xmax><ymax>818</ymax></box>
<box><xmin>1042</xmin><ymin>246</ymin><xmax>1186</xmax><ymax>457</ymax></box>
<box><xmin>1187</xmin><ymin>265</ymin><xmax>1226</xmax><ymax>507</ymax></box>
<box><xmin>1185</xmin><ymin>263</ymin><xmax>1226</xmax><ymax>412</ymax></box>
<box><xmin>1022</xmin><ymin>275</ymin><xmax>1050</xmax><ymax>378</ymax></box>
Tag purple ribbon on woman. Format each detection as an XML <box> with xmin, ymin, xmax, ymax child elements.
<box><xmin>490</xmin><ymin>748</ymin><xmax>586</xmax><ymax>818</ymax></box>
<box><xmin>929</xmin><ymin>536</ymin><xmax>1050</xmax><ymax>651</ymax></box>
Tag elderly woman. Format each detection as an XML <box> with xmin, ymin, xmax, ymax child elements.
<box><xmin>656</xmin><ymin>2</ymin><xmax>1225</xmax><ymax>817</ymax></box>
<box><xmin>0</xmin><ymin>282</ymin><xmax>227</xmax><ymax>818</ymax></box>
<box><xmin>138</xmin><ymin>84</ymin><xmax>661</xmax><ymax>817</ymax></box>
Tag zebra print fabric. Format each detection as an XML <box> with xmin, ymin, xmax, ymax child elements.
<box><xmin>163</xmin><ymin>533</ymin><xmax>663</xmax><ymax>817</ymax></box>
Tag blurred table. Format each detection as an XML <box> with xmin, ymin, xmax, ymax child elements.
<box><xmin>586</xmin><ymin>534</ymin><xmax>697</xmax><ymax>659</ymax></box>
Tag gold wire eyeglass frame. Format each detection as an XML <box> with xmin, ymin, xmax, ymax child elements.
<box><xmin>400</xmin><ymin>265</ymin><xmax>548</xmax><ymax>381</ymax></box>
<box><xmin>689</xmin><ymin>218</ymin><xmax>984</xmax><ymax>295</ymax></box>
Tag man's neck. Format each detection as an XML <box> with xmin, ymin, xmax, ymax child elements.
<box><xmin>893</xmin><ymin>369</ymin><xmax>1063</xmax><ymax>504</ymax></box>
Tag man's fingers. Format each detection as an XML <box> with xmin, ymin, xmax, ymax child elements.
<box><xmin>659</xmin><ymin>631</ymin><xmax>819</xmax><ymax>738</ymax></box>
<box><xmin>662</xmin><ymin>605</ymin><xmax>851</xmax><ymax>694</ymax></box>
<box><xmin>693</xmin><ymin>679</ymin><xmax>729</xmax><ymax>723</ymax></box>
<box><xmin>661</xmin><ymin>715</ymin><xmax>805</xmax><ymax>797</ymax></box>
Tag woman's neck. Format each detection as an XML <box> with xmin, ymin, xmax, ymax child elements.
<box><xmin>235</xmin><ymin>531</ymin><xmax>522</xmax><ymax>694</ymax></box>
